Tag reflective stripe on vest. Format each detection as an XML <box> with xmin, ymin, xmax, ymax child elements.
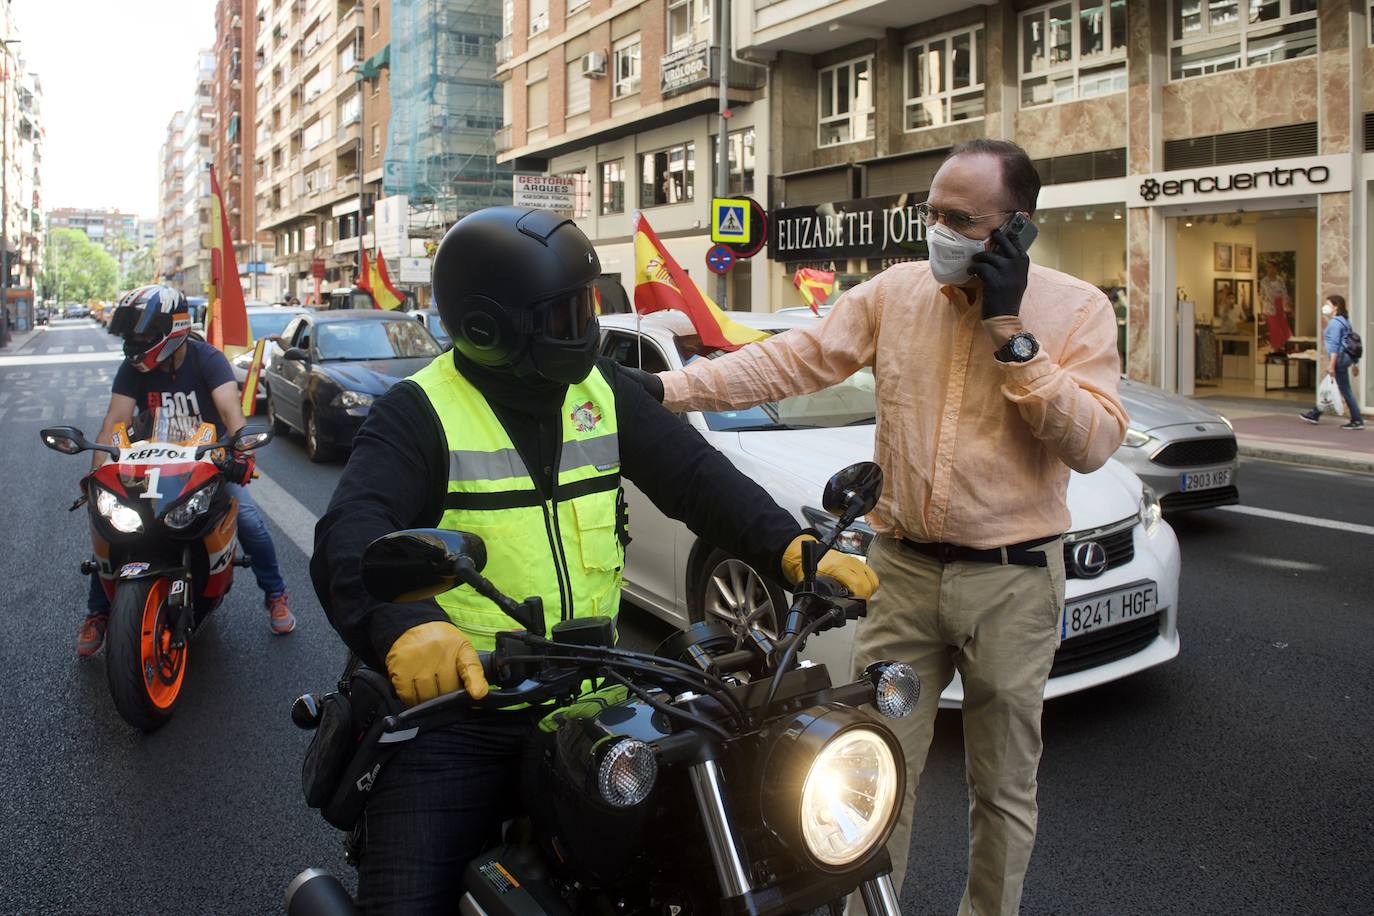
<box><xmin>409</xmin><ymin>354</ymin><xmax>624</xmax><ymax>650</ymax></box>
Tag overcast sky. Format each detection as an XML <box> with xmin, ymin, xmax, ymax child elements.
<box><xmin>14</xmin><ymin>0</ymin><xmax>217</xmax><ymax>219</ymax></box>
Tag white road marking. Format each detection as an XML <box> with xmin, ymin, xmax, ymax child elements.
<box><xmin>249</xmin><ymin>470</ymin><xmax>319</xmax><ymax>557</ymax></box>
<box><xmin>78</xmin><ymin>345</ymin><xmax>93</xmax><ymax>353</ymax></box>
<box><xmin>1219</xmin><ymin>504</ymin><xmax>1374</xmax><ymax>537</ymax></box>
<box><xmin>0</xmin><ymin>351</ymin><xmax>124</xmax><ymax>367</ymax></box>
<box><xmin>48</xmin><ymin>346</ymin><xmax>65</xmax><ymax>355</ymax></box>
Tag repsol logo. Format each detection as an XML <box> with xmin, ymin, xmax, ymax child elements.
<box><xmin>124</xmin><ymin>446</ymin><xmax>190</xmax><ymax>462</ymax></box>
<box><xmin>1139</xmin><ymin>165</ymin><xmax>1331</xmax><ymax>201</ymax></box>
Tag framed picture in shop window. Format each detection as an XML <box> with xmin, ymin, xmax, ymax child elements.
<box><xmin>1214</xmin><ymin>242</ymin><xmax>1233</xmax><ymax>272</ymax></box>
<box><xmin>1213</xmin><ymin>278</ymin><xmax>1236</xmax><ymax>323</ymax></box>
<box><xmin>1234</xmin><ymin>279</ymin><xmax>1253</xmax><ymax>321</ymax></box>
<box><xmin>1235</xmin><ymin>244</ymin><xmax>1253</xmax><ymax>272</ymax></box>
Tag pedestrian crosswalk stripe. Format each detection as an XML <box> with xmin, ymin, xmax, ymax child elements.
<box><xmin>49</xmin><ymin>346</ymin><xmax>64</xmax><ymax>355</ymax></box>
<box><xmin>78</xmin><ymin>345</ymin><xmax>93</xmax><ymax>353</ymax></box>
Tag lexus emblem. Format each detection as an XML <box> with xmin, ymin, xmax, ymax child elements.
<box><xmin>1071</xmin><ymin>541</ymin><xmax>1109</xmax><ymax>578</ymax></box>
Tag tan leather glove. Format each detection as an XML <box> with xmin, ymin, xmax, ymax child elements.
<box><xmin>781</xmin><ymin>534</ymin><xmax>879</xmax><ymax>599</ymax></box>
<box><xmin>385</xmin><ymin>620</ymin><xmax>490</xmax><ymax>706</ymax></box>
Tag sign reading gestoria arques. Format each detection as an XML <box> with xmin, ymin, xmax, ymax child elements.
<box><xmin>513</xmin><ymin>174</ymin><xmax>578</xmax><ymax>212</ymax></box>
<box><xmin>768</xmin><ymin>193</ymin><xmax>930</xmax><ymax>263</ymax></box>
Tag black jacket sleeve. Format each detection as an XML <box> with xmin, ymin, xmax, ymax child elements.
<box><xmin>603</xmin><ymin>359</ymin><xmax>803</xmax><ymax>583</ymax></box>
<box><xmin>310</xmin><ymin>381</ymin><xmax>450</xmax><ymax>670</ymax></box>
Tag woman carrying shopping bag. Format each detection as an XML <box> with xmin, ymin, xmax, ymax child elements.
<box><xmin>1302</xmin><ymin>294</ymin><xmax>1363</xmax><ymax>429</ymax></box>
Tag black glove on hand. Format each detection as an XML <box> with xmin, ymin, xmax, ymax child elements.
<box><xmin>223</xmin><ymin>450</ymin><xmax>255</xmax><ymax>486</ymax></box>
<box><xmin>621</xmin><ymin>366</ymin><xmax>665</xmax><ymax>403</ymax></box>
<box><xmin>968</xmin><ymin>227</ymin><xmax>1030</xmax><ymax>320</ymax></box>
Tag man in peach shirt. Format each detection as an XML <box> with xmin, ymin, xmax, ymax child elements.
<box><xmin>635</xmin><ymin>139</ymin><xmax>1127</xmax><ymax>914</ymax></box>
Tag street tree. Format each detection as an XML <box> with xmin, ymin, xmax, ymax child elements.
<box><xmin>42</xmin><ymin>228</ymin><xmax>119</xmax><ymax>305</ymax></box>
<box><xmin>123</xmin><ymin>246</ymin><xmax>157</xmax><ymax>288</ymax></box>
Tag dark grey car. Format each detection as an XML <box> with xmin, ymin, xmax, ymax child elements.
<box><xmin>1114</xmin><ymin>379</ymin><xmax>1239</xmax><ymax>513</ymax></box>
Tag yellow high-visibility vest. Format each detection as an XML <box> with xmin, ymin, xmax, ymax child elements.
<box><xmin>409</xmin><ymin>354</ymin><xmax>624</xmax><ymax>649</ymax></box>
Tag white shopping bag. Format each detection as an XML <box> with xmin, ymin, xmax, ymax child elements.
<box><xmin>1317</xmin><ymin>374</ymin><xmax>1345</xmax><ymax>416</ymax></box>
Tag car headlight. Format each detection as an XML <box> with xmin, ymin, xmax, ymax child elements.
<box><xmin>164</xmin><ymin>481</ymin><xmax>219</xmax><ymax>530</ymax></box>
<box><xmin>95</xmin><ymin>488</ymin><xmax>143</xmax><ymax>534</ymax></box>
<box><xmin>801</xmin><ymin>507</ymin><xmax>876</xmax><ymax>557</ymax></box>
<box><xmin>1139</xmin><ymin>485</ymin><xmax>1162</xmax><ymax>537</ymax></box>
<box><xmin>1123</xmin><ymin>428</ymin><xmax>1153</xmax><ymax>448</ymax></box>
<box><xmin>762</xmin><ymin>705</ymin><xmax>904</xmax><ymax>872</ymax></box>
<box><xmin>1219</xmin><ymin>414</ymin><xmax>1234</xmax><ymax>431</ymax></box>
<box><xmin>332</xmin><ymin>390</ymin><xmax>375</xmax><ymax>409</ymax></box>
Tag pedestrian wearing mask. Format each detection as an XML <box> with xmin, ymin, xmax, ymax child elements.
<box><xmin>1301</xmin><ymin>294</ymin><xmax>1362</xmax><ymax>429</ymax></box>
<box><xmin>311</xmin><ymin>207</ymin><xmax>877</xmax><ymax>914</ymax></box>
<box><xmin>629</xmin><ymin>139</ymin><xmax>1127</xmax><ymax>915</ymax></box>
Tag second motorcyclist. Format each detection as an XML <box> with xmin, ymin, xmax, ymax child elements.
<box><xmin>310</xmin><ymin>206</ymin><xmax>878</xmax><ymax>914</ymax></box>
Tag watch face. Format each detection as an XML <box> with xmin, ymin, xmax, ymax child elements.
<box><xmin>1011</xmin><ymin>336</ymin><xmax>1034</xmax><ymax>359</ymax></box>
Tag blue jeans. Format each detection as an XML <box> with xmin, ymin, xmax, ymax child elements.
<box><xmin>356</xmin><ymin>713</ymin><xmax>540</xmax><ymax>915</ymax></box>
<box><xmin>1335</xmin><ymin>355</ymin><xmax>1363</xmax><ymax>424</ymax></box>
<box><xmin>87</xmin><ymin>482</ymin><xmax>285</xmax><ymax>614</ymax></box>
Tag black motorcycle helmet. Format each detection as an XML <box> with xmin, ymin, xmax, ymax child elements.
<box><xmin>432</xmin><ymin>207</ymin><xmax>601</xmax><ymax>385</ymax></box>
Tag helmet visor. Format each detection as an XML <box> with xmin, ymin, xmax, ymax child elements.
<box><xmin>541</xmin><ymin>286</ymin><xmax>597</xmax><ymax>342</ymax></box>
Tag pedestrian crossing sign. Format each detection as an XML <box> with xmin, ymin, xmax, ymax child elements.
<box><xmin>711</xmin><ymin>198</ymin><xmax>751</xmax><ymax>243</ymax></box>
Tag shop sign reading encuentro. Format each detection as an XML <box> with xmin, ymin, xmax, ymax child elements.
<box><xmin>1128</xmin><ymin>154</ymin><xmax>1351</xmax><ymax>208</ymax></box>
<box><xmin>768</xmin><ymin>194</ymin><xmax>930</xmax><ymax>262</ymax></box>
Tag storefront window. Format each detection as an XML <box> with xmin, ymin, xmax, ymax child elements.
<box><xmin>711</xmin><ymin>127</ymin><xmax>756</xmax><ymax>196</ymax></box>
<box><xmin>905</xmin><ymin>27</ymin><xmax>985</xmax><ymax>130</ymax></box>
<box><xmin>1030</xmin><ymin>204</ymin><xmax>1129</xmax><ymax>369</ymax></box>
<box><xmin>599</xmin><ymin>159</ymin><xmax>624</xmax><ymax>214</ymax></box>
<box><xmin>1169</xmin><ymin>0</ymin><xmax>1316</xmax><ymax>80</ymax></box>
<box><xmin>639</xmin><ymin>142</ymin><xmax>695</xmax><ymax>207</ymax></box>
<box><xmin>1020</xmin><ymin>1</ymin><xmax>1126</xmax><ymax>108</ymax></box>
<box><xmin>818</xmin><ymin>57</ymin><xmax>875</xmax><ymax>146</ymax></box>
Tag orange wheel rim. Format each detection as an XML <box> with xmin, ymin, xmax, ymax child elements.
<box><xmin>139</xmin><ymin>579</ymin><xmax>185</xmax><ymax>710</ymax></box>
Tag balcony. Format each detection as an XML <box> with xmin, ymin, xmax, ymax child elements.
<box><xmin>495</xmin><ymin>125</ymin><xmax>511</xmax><ymax>154</ymax></box>
<box><xmin>496</xmin><ymin>35</ymin><xmax>512</xmax><ymax>65</ymax></box>
<box><xmin>745</xmin><ymin>0</ymin><xmax>983</xmax><ymax>54</ymax></box>
<box><xmin>335</xmin><ymin>119</ymin><xmax>361</xmax><ymax>147</ymax></box>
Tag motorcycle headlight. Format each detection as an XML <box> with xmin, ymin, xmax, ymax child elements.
<box><xmin>164</xmin><ymin>481</ymin><xmax>219</xmax><ymax>530</ymax></box>
<box><xmin>762</xmin><ymin>705</ymin><xmax>904</xmax><ymax>872</ymax></box>
<box><xmin>95</xmin><ymin>488</ymin><xmax>143</xmax><ymax>534</ymax></box>
<box><xmin>1122</xmin><ymin>428</ymin><xmax>1153</xmax><ymax>448</ymax></box>
<box><xmin>801</xmin><ymin>507</ymin><xmax>876</xmax><ymax>557</ymax></box>
<box><xmin>332</xmin><ymin>390</ymin><xmax>375</xmax><ymax>409</ymax></box>
<box><xmin>1139</xmin><ymin>485</ymin><xmax>1162</xmax><ymax>537</ymax></box>
<box><xmin>596</xmin><ymin>738</ymin><xmax>658</xmax><ymax>808</ymax></box>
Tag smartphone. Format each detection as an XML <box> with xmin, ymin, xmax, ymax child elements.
<box><xmin>1000</xmin><ymin>211</ymin><xmax>1038</xmax><ymax>251</ymax></box>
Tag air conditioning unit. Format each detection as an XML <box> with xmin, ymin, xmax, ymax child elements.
<box><xmin>582</xmin><ymin>51</ymin><xmax>607</xmax><ymax>78</ymax></box>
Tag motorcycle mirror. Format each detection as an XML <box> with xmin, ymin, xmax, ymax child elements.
<box><xmin>39</xmin><ymin>426</ymin><xmax>117</xmax><ymax>458</ymax></box>
<box><xmin>232</xmin><ymin>421</ymin><xmax>274</xmax><ymax>452</ymax></box>
<box><xmin>291</xmin><ymin>694</ymin><xmax>321</xmax><ymax>730</ymax></box>
<box><xmin>822</xmin><ymin>461</ymin><xmax>884</xmax><ymax>520</ymax></box>
<box><xmin>361</xmin><ymin>528</ymin><xmax>488</xmax><ymax>603</ymax></box>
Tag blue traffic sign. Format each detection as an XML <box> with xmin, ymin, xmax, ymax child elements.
<box><xmin>706</xmin><ymin>244</ymin><xmax>735</xmax><ymax>274</ymax></box>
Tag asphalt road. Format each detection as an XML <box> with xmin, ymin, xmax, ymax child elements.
<box><xmin>1</xmin><ymin>320</ymin><xmax>1370</xmax><ymax>915</ymax></box>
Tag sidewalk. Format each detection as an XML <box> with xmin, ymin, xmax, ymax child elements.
<box><xmin>0</xmin><ymin>324</ymin><xmax>44</xmax><ymax>353</ymax></box>
<box><xmin>1199</xmin><ymin>396</ymin><xmax>1374</xmax><ymax>474</ymax></box>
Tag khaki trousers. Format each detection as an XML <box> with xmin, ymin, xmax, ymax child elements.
<box><xmin>850</xmin><ymin>535</ymin><xmax>1065</xmax><ymax>916</ymax></box>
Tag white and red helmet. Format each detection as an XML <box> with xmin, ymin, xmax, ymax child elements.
<box><xmin>108</xmin><ymin>285</ymin><xmax>192</xmax><ymax>372</ymax></box>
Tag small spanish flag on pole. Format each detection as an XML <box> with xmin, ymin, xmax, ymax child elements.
<box><xmin>239</xmin><ymin>338</ymin><xmax>267</xmax><ymax>416</ymax></box>
<box><xmin>632</xmin><ymin>213</ymin><xmax>767</xmax><ymax>352</ymax></box>
<box><xmin>792</xmin><ymin>267</ymin><xmax>836</xmax><ymax>314</ymax></box>
<box><xmin>372</xmin><ymin>247</ymin><xmax>405</xmax><ymax>310</ymax></box>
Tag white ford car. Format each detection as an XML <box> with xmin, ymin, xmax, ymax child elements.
<box><xmin>601</xmin><ymin>311</ymin><xmax>1181</xmax><ymax>706</ymax></box>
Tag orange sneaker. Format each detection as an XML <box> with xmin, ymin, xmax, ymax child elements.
<box><xmin>266</xmin><ymin>592</ymin><xmax>296</xmax><ymax>635</ymax></box>
<box><xmin>77</xmin><ymin>613</ymin><xmax>109</xmax><ymax>657</ymax></box>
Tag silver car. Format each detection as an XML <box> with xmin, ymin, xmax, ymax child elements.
<box><xmin>1115</xmin><ymin>379</ymin><xmax>1238</xmax><ymax>513</ymax></box>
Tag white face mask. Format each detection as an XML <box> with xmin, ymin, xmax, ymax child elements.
<box><xmin>926</xmin><ymin>222</ymin><xmax>987</xmax><ymax>285</ymax></box>
<box><xmin>1322</xmin><ymin>302</ymin><xmax>1335</xmax><ymax>317</ymax></box>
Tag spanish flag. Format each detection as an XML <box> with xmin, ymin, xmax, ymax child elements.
<box><xmin>371</xmin><ymin>248</ymin><xmax>405</xmax><ymax>310</ymax></box>
<box><xmin>206</xmin><ymin>165</ymin><xmax>250</xmax><ymax>355</ymax></box>
<box><xmin>633</xmin><ymin>213</ymin><xmax>767</xmax><ymax>352</ymax></box>
<box><xmin>355</xmin><ymin>246</ymin><xmax>373</xmax><ymax>302</ymax></box>
<box><xmin>792</xmin><ymin>267</ymin><xmax>836</xmax><ymax>315</ymax></box>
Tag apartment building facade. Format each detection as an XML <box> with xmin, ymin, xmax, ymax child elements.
<box><xmin>496</xmin><ymin>0</ymin><xmax>766</xmax><ymax>309</ymax></box>
<box><xmin>254</xmin><ymin>0</ymin><xmax>381</xmax><ymax>301</ymax></box>
<box><xmin>215</xmin><ymin>0</ymin><xmax>273</xmax><ymax>298</ymax></box>
<box><xmin>157</xmin><ymin>111</ymin><xmax>187</xmax><ymax>284</ymax></box>
<box><xmin>0</xmin><ymin>1</ymin><xmax>44</xmax><ymax>322</ymax></box>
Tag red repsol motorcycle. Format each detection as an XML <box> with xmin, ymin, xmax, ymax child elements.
<box><xmin>41</xmin><ymin>412</ymin><xmax>273</xmax><ymax>731</ymax></box>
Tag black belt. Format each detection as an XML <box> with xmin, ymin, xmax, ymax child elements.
<box><xmin>900</xmin><ymin>535</ymin><xmax>1058</xmax><ymax>568</ymax></box>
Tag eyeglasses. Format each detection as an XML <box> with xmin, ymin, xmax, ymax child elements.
<box><xmin>915</xmin><ymin>202</ymin><xmax>1014</xmax><ymax>235</ymax></box>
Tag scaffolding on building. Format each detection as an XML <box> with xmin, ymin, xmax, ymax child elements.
<box><xmin>384</xmin><ymin>0</ymin><xmax>511</xmax><ymax>237</ymax></box>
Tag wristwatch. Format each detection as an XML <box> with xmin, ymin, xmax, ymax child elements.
<box><xmin>995</xmin><ymin>331</ymin><xmax>1040</xmax><ymax>364</ymax></box>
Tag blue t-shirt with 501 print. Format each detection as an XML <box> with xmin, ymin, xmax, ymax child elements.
<box><xmin>112</xmin><ymin>339</ymin><xmax>237</xmax><ymax>437</ymax></box>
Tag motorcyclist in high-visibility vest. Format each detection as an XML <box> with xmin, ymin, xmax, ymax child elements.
<box><xmin>311</xmin><ymin>207</ymin><xmax>878</xmax><ymax>914</ymax></box>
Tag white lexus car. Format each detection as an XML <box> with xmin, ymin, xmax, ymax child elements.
<box><xmin>601</xmin><ymin>311</ymin><xmax>1181</xmax><ymax>706</ymax></box>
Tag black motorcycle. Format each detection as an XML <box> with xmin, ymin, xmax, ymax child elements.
<box><xmin>288</xmin><ymin>462</ymin><xmax>916</xmax><ymax>916</ymax></box>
